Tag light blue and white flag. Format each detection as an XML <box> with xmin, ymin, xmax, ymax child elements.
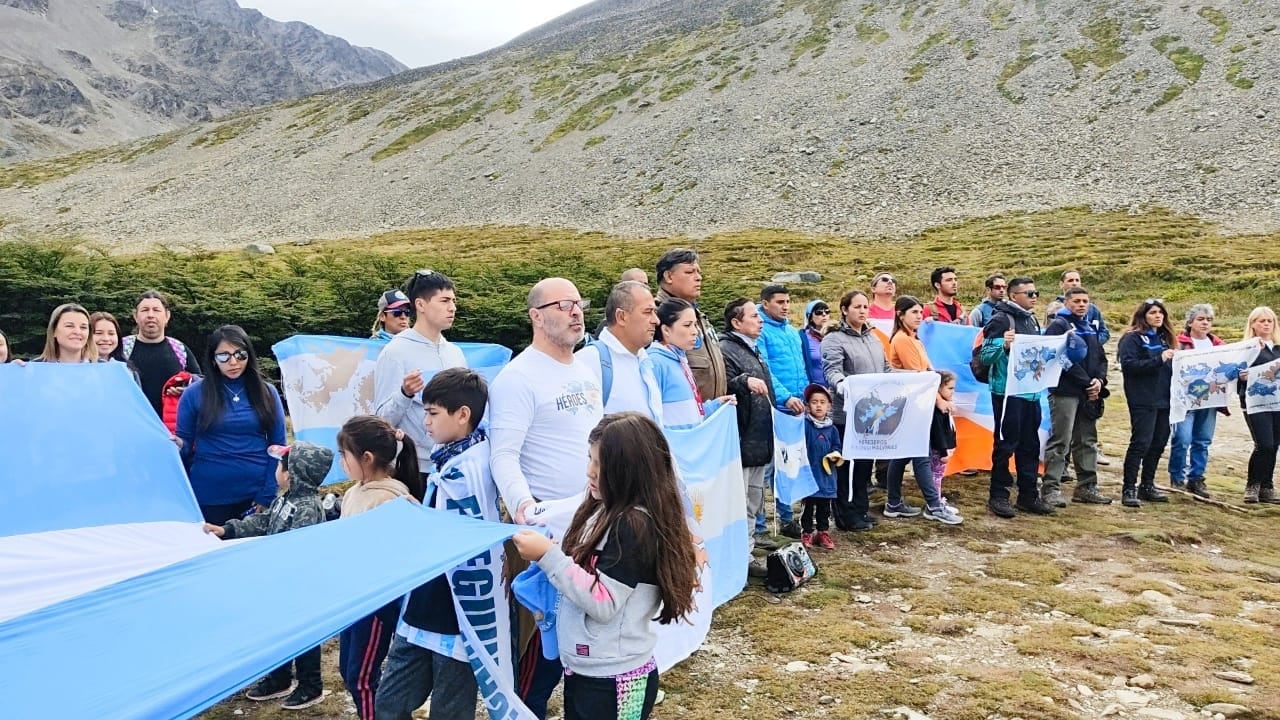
<box><xmin>771</xmin><ymin>409</ymin><xmax>819</xmax><ymax>505</ymax></box>
<box><xmin>1245</xmin><ymin>356</ymin><xmax>1280</xmax><ymax>415</ymax></box>
<box><xmin>272</xmin><ymin>335</ymin><xmax>511</xmax><ymax>483</ymax></box>
<box><xmin>1004</xmin><ymin>333</ymin><xmax>1071</xmax><ymax>397</ymax></box>
<box><xmin>0</xmin><ymin>362</ymin><xmax>517</xmax><ymax>720</ymax></box>
<box><xmin>841</xmin><ymin>371</ymin><xmax>941</xmax><ymax>459</ymax></box>
<box><xmin>1172</xmin><ymin>339</ymin><xmax>1259</xmax><ymax>423</ymax></box>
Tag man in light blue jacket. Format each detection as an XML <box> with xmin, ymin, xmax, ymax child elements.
<box><xmin>754</xmin><ymin>284</ymin><xmax>807</xmax><ymax>539</ymax></box>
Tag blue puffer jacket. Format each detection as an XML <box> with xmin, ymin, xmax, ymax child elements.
<box><xmin>800</xmin><ymin>300</ymin><xmax>827</xmax><ymax>386</ymax></box>
<box><xmin>757</xmin><ymin>304</ymin><xmax>808</xmax><ymax>409</ymax></box>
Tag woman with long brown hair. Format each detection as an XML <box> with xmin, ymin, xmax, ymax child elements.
<box><xmin>1118</xmin><ymin>298</ymin><xmax>1177</xmax><ymax>507</ymax></box>
<box><xmin>513</xmin><ymin>412</ymin><xmax>697</xmax><ymax>720</ymax></box>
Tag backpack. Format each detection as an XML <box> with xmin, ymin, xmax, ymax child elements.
<box><xmin>765</xmin><ymin>541</ymin><xmax>817</xmax><ymax>593</ymax></box>
<box><xmin>584</xmin><ymin>335</ymin><xmax>614</xmax><ymax>406</ymax></box>
<box><xmin>969</xmin><ymin>332</ymin><xmax>990</xmax><ymax>384</ymax></box>
<box><xmin>122</xmin><ymin>335</ymin><xmax>189</xmax><ymax>368</ymax></box>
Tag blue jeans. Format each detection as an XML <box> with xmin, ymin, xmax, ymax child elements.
<box><xmin>1169</xmin><ymin>408</ymin><xmax>1218</xmax><ymax>483</ymax></box>
<box><xmin>374</xmin><ymin>634</ymin><xmax>478</xmax><ymax>720</ymax></box>
<box><xmin>753</xmin><ymin>462</ymin><xmax>795</xmax><ymax>532</ymax></box>
<box><xmin>886</xmin><ymin>457</ymin><xmax>942</xmax><ymax>508</ymax></box>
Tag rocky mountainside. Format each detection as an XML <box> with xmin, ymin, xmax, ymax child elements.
<box><xmin>0</xmin><ymin>0</ymin><xmax>405</xmax><ymax>159</ymax></box>
<box><xmin>0</xmin><ymin>0</ymin><xmax>1276</xmax><ymax>249</ymax></box>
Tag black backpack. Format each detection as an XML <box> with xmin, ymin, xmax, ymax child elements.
<box><xmin>969</xmin><ymin>333</ymin><xmax>990</xmax><ymax>384</ymax></box>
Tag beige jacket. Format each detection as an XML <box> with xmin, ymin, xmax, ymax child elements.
<box><xmin>657</xmin><ymin>288</ymin><xmax>727</xmax><ymax>399</ymax></box>
<box><xmin>341</xmin><ymin>477</ymin><xmax>414</xmax><ymax>518</ymax></box>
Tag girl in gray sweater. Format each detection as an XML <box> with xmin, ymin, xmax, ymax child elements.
<box><xmin>513</xmin><ymin>412</ymin><xmax>698</xmax><ymax>720</ymax></box>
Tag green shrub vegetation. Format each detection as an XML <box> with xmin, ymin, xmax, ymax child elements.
<box><xmin>997</xmin><ymin>39</ymin><xmax>1038</xmax><ymax>104</ymax></box>
<box><xmin>1226</xmin><ymin>60</ymin><xmax>1255</xmax><ymax>89</ymax></box>
<box><xmin>1063</xmin><ymin>14</ymin><xmax>1128</xmax><ymax>77</ymax></box>
<box><xmin>984</xmin><ymin>0</ymin><xmax>1014</xmax><ymax>31</ymax></box>
<box><xmin>1167</xmin><ymin>46</ymin><xmax>1206</xmax><ymax>83</ymax></box>
<box><xmin>904</xmin><ymin>62</ymin><xmax>927</xmax><ymax>83</ymax></box>
<box><xmin>371</xmin><ymin>100</ymin><xmax>487</xmax><ymax>161</ymax></box>
<box><xmin>914</xmin><ymin>30</ymin><xmax>951</xmax><ymax>57</ymax></box>
<box><xmin>1198</xmin><ymin>6</ymin><xmax>1230</xmax><ymax>44</ymax></box>
<box><xmin>189</xmin><ymin>117</ymin><xmax>261</xmax><ymax>149</ymax></box>
<box><xmin>3</xmin><ymin>208</ymin><xmax>1279</xmax><ymax>368</ymax></box>
<box><xmin>855</xmin><ymin>21</ymin><xmax>889</xmax><ymax>44</ymax></box>
<box><xmin>1147</xmin><ymin>83</ymin><xmax>1185</xmax><ymax>112</ymax></box>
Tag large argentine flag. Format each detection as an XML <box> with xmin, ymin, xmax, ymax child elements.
<box><xmin>0</xmin><ymin>362</ymin><xmax>516</xmax><ymax>719</ymax></box>
<box><xmin>273</xmin><ymin>335</ymin><xmax>512</xmax><ymax>483</ymax></box>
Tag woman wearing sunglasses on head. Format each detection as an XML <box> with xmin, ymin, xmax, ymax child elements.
<box><xmin>175</xmin><ymin>325</ymin><xmax>287</xmax><ymax>524</ymax></box>
<box><xmin>1118</xmin><ymin>299</ymin><xmax>1176</xmax><ymax>508</ymax></box>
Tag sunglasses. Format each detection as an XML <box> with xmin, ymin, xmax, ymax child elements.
<box><xmin>813</xmin><ymin>309</ymin><xmax>830</xmax><ymax>315</ymax></box>
<box><xmin>214</xmin><ymin>349</ymin><xmax>249</xmax><ymax>364</ymax></box>
<box><xmin>1144</xmin><ymin>298</ymin><xmax>1165</xmax><ymax>306</ymax></box>
<box><xmin>385</xmin><ymin>309</ymin><xmax>411</xmax><ymax>318</ymax></box>
<box><xmin>1013</xmin><ymin>290</ymin><xmax>1040</xmax><ymax>298</ymax></box>
<box><xmin>875</xmin><ymin>275</ymin><xmax>896</xmax><ymax>284</ymax></box>
<box><xmin>535</xmin><ymin>299</ymin><xmax>591</xmax><ymax>313</ymax></box>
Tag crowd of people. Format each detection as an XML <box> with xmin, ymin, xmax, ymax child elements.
<box><xmin>4</xmin><ymin>250</ymin><xmax>1280</xmax><ymax>720</ymax></box>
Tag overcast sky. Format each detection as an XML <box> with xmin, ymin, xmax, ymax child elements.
<box><xmin>241</xmin><ymin>0</ymin><xmax>594</xmax><ymax>69</ymax></box>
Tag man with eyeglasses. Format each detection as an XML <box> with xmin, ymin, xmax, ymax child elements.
<box><xmin>374</xmin><ymin>270</ymin><xmax>467</xmax><ymax>459</ymax></box>
<box><xmin>372</xmin><ymin>289</ymin><xmax>412</xmax><ymax>340</ymax></box>
<box><xmin>978</xmin><ymin>276</ymin><xmax>1057</xmax><ymax>518</ymax></box>
<box><xmin>969</xmin><ymin>274</ymin><xmax>1007</xmax><ymax>328</ymax></box>
<box><xmin>577</xmin><ymin>280</ymin><xmax>663</xmax><ymax>422</ymax></box>
<box><xmin>489</xmin><ymin>277</ymin><xmax>603</xmax><ymax>718</ymax></box>
<box><xmin>655</xmin><ymin>248</ymin><xmax>727</xmax><ymax>401</ymax></box>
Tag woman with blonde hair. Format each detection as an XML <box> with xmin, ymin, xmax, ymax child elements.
<box><xmin>1239</xmin><ymin>306</ymin><xmax>1280</xmax><ymax>503</ymax></box>
<box><xmin>35</xmin><ymin>303</ymin><xmax>98</xmax><ymax>363</ymax></box>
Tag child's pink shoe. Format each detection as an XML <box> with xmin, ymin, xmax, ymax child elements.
<box><xmin>801</xmin><ymin>532</ymin><xmax>813</xmax><ymax>547</ymax></box>
<box><xmin>815</xmin><ymin>531</ymin><xmax>835</xmax><ymax>549</ymax></box>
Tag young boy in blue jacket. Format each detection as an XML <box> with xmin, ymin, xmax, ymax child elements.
<box><xmin>800</xmin><ymin>384</ymin><xmax>841</xmax><ymax>549</ymax></box>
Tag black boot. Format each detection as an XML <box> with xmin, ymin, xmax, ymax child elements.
<box><xmin>1138</xmin><ymin>484</ymin><xmax>1169</xmax><ymax>503</ymax></box>
<box><xmin>1244</xmin><ymin>483</ymin><xmax>1260</xmax><ymax>503</ymax></box>
<box><xmin>1260</xmin><ymin>486</ymin><xmax>1280</xmax><ymax>504</ymax></box>
<box><xmin>1121</xmin><ymin>488</ymin><xmax>1141</xmax><ymax>507</ymax></box>
<box><xmin>1186</xmin><ymin>478</ymin><xmax>1211</xmax><ymax>499</ymax></box>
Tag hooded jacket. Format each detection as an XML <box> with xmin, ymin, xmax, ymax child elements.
<box><xmin>979</xmin><ymin>300</ymin><xmax>1042</xmax><ymax>397</ymax></box>
<box><xmin>647</xmin><ymin>341</ymin><xmax>725</xmax><ymax>429</ymax></box>
<box><xmin>373</xmin><ymin>327</ymin><xmax>468</xmax><ymax>458</ymax></box>
<box><xmin>803</xmin><ymin>418</ymin><xmax>840</xmax><ymax>499</ymax></box>
<box><xmin>1118</xmin><ymin>329</ymin><xmax>1174</xmax><ymax>409</ymax></box>
<box><xmin>719</xmin><ymin>332</ymin><xmax>776</xmax><ymax>467</ymax></box>
<box><xmin>800</xmin><ymin>300</ymin><xmax>828</xmax><ymax>386</ymax></box>
<box><xmin>220</xmin><ymin>442</ymin><xmax>331</xmax><ymax>539</ymax></box>
<box><xmin>820</xmin><ymin>322</ymin><xmax>892</xmax><ymax>426</ymax></box>
<box><xmin>1044</xmin><ymin>307</ymin><xmax>1109</xmax><ymax>398</ymax></box>
<box><xmin>656</xmin><ymin>289</ymin><xmax>727</xmax><ymax>400</ymax></box>
<box><xmin>756</xmin><ymin>304</ymin><xmax>808</xmax><ymax>409</ymax></box>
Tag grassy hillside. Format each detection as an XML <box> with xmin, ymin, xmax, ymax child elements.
<box><xmin>1</xmin><ymin>207</ymin><xmax>1276</xmax><ymax>363</ymax></box>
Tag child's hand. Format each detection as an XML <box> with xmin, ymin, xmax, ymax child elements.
<box><xmin>202</xmin><ymin>523</ymin><xmax>225</xmax><ymax>538</ymax></box>
<box><xmin>512</xmin><ymin>529</ymin><xmax>553</xmax><ymax>561</ymax></box>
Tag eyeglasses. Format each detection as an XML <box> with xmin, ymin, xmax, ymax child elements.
<box><xmin>214</xmin><ymin>349</ymin><xmax>249</xmax><ymax>364</ymax></box>
<box><xmin>1013</xmin><ymin>290</ymin><xmax>1040</xmax><ymax>298</ymax></box>
<box><xmin>385</xmin><ymin>309</ymin><xmax>411</xmax><ymax>318</ymax></box>
<box><xmin>535</xmin><ymin>299</ymin><xmax>590</xmax><ymax>313</ymax></box>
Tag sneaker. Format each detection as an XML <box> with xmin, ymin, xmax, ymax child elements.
<box><xmin>801</xmin><ymin>532</ymin><xmax>813</xmax><ymax>547</ymax></box>
<box><xmin>1122</xmin><ymin>489</ymin><xmax>1141</xmax><ymax>507</ymax></box>
<box><xmin>1096</xmin><ymin>453</ymin><xmax>1112</xmax><ymax>466</ymax></box>
<box><xmin>923</xmin><ymin>504</ymin><xmax>963</xmax><ymax>525</ymax></box>
<box><xmin>860</xmin><ymin>513</ymin><xmax>880</xmax><ymax>526</ymax></box>
<box><xmin>779</xmin><ymin>520</ymin><xmax>803</xmax><ymax>539</ymax></box>
<box><xmin>849</xmin><ymin>516</ymin><xmax>874</xmax><ymax>531</ymax></box>
<box><xmin>1042</xmin><ymin>489</ymin><xmax>1068</xmax><ymax>508</ymax></box>
<box><xmin>748</xmin><ymin>557</ymin><xmax>769</xmax><ymax>578</ymax></box>
<box><xmin>1072</xmin><ymin>487</ymin><xmax>1113</xmax><ymax>504</ymax></box>
<box><xmin>281</xmin><ymin>687</ymin><xmax>324</xmax><ymax>711</ymax></box>
<box><xmin>1137</xmin><ymin>485</ymin><xmax>1169</xmax><ymax>503</ymax></box>
<box><xmin>987</xmin><ymin>498</ymin><xmax>1016</xmax><ymax>518</ymax></box>
<box><xmin>752</xmin><ymin>532</ymin><xmax>779</xmax><ymax>551</ymax></box>
<box><xmin>883</xmin><ymin>501</ymin><xmax>922</xmax><ymax>518</ymax></box>
<box><xmin>815</xmin><ymin>531</ymin><xmax>836</xmax><ymax>549</ymax></box>
<box><xmin>1186</xmin><ymin>478</ymin><xmax>1211</xmax><ymax>499</ymax></box>
<box><xmin>1014</xmin><ymin>496</ymin><xmax>1056</xmax><ymax>515</ymax></box>
<box><xmin>245</xmin><ymin>677</ymin><xmax>294</xmax><ymax>702</ymax></box>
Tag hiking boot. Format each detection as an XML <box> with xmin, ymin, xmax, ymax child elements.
<box><xmin>281</xmin><ymin>687</ymin><xmax>324</xmax><ymax>711</ymax></box>
<box><xmin>1121</xmin><ymin>489</ymin><xmax>1141</xmax><ymax>507</ymax></box>
<box><xmin>1096</xmin><ymin>452</ymin><xmax>1112</xmax><ymax>466</ymax></box>
<box><xmin>849</xmin><ymin>515</ymin><xmax>874</xmax><ymax>531</ymax></box>
<box><xmin>987</xmin><ymin>498</ymin><xmax>1016</xmax><ymax>519</ymax></box>
<box><xmin>860</xmin><ymin>513</ymin><xmax>880</xmax><ymax>526</ymax></box>
<box><xmin>801</xmin><ymin>532</ymin><xmax>813</xmax><ymax>548</ymax></box>
<box><xmin>1244</xmin><ymin>483</ymin><xmax>1260</xmax><ymax>503</ymax></box>
<box><xmin>245</xmin><ymin>677</ymin><xmax>294</xmax><ymax>702</ymax></box>
<box><xmin>1072</xmin><ymin>487</ymin><xmax>1113</xmax><ymax>505</ymax></box>
<box><xmin>1137</xmin><ymin>485</ymin><xmax>1169</xmax><ymax>503</ymax></box>
<box><xmin>748</xmin><ymin>557</ymin><xmax>769</xmax><ymax>578</ymax></box>
<box><xmin>815</xmin><ymin>531</ymin><xmax>836</xmax><ymax>549</ymax></box>
<box><xmin>883</xmin><ymin>501</ymin><xmax>922</xmax><ymax>518</ymax></box>
<box><xmin>1042</xmin><ymin>489</ymin><xmax>1068</xmax><ymax>508</ymax></box>
<box><xmin>1260</xmin><ymin>486</ymin><xmax>1280</xmax><ymax>504</ymax></box>
<box><xmin>1015</xmin><ymin>496</ymin><xmax>1057</xmax><ymax>515</ymax></box>
<box><xmin>1186</xmin><ymin>478</ymin><xmax>1212</xmax><ymax>499</ymax></box>
<box><xmin>752</xmin><ymin>532</ymin><xmax>779</xmax><ymax>551</ymax></box>
<box><xmin>779</xmin><ymin>520</ymin><xmax>803</xmax><ymax>539</ymax></box>
<box><xmin>1170</xmin><ymin>477</ymin><xmax>1186</xmax><ymax>489</ymax></box>
<box><xmin>923</xmin><ymin>503</ymin><xmax>963</xmax><ymax>525</ymax></box>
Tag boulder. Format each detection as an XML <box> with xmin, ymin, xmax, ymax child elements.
<box><xmin>771</xmin><ymin>271</ymin><xmax>822</xmax><ymax>284</ymax></box>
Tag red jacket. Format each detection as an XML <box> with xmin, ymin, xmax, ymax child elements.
<box><xmin>923</xmin><ymin>297</ymin><xmax>968</xmax><ymax>325</ymax></box>
<box><xmin>161</xmin><ymin>372</ymin><xmax>193</xmax><ymax>433</ymax></box>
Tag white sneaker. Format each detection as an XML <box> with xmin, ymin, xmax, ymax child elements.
<box><xmin>923</xmin><ymin>504</ymin><xmax>963</xmax><ymax>525</ymax></box>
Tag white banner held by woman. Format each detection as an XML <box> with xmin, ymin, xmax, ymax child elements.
<box><xmin>840</xmin><ymin>372</ymin><xmax>940</xmax><ymax>460</ymax></box>
<box><xmin>1171</xmin><ymin>339</ymin><xmax>1260</xmax><ymax>423</ymax></box>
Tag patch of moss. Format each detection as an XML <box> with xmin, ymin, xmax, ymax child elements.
<box><xmin>1226</xmin><ymin>60</ymin><xmax>1255</xmax><ymax>89</ymax></box>
<box><xmin>495</xmin><ymin>88</ymin><xmax>521</xmax><ymax>114</ymax></box>
<box><xmin>1146</xmin><ymin>82</ymin><xmax>1185</xmax><ymax>112</ymax></box>
<box><xmin>988</xmin><ymin>553</ymin><xmax>1068</xmax><ymax>585</ymax></box>
<box><xmin>541</xmin><ymin>77</ymin><xmax>646</xmax><ymax>147</ymax></box>
<box><xmin>582</xmin><ymin>135</ymin><xmax>607</xmax><ymax>149</ymax></box>
<box><xmin>786</xmin><ymin>0</ymin><xmax>842</xmax><ymax>60</ymax></box>
<box><xmin>914</xmin><ymin>30</ymin><xmax>951</xmax><ymax>57</ymax></box>
<box><xmin>961</xmin><ymin>37</ymin><xmax>979</xmax><ymax>60</ymax></box>
<box><xmin>1198</xmin><ymin>6</ymin><xmax>1230</xmax><ymax>44</ymax></box>
<box><xmin>1133</xmin><ymin>68</ymin><xmax>1150</xmax><ymax>82</ymax></box>
<box><xmin>1167</xmin><ymin>46</ymin><xmax>1206</xmax><ymax>83</ymax></box>
<box><xmin>658</xmin><ymin>76</ymin><xmax>697</xmax><ymax>101</ymax></box>
<box><xmin>1063</xmin><ymin>14</ymin><xmax>1128</xmax><ymax>77</ymax></box>
<box><xmin>985</xmin><ymin>0</ymin><xmax>1014</xmax><ymax>31</ymax></box>
<box><xmin>189</xmin><ymin>117</ymin><xmax>260</xmax><ymax>149</ymax></box>
<box><xmin>371</xmin><ymin>100</ymin><xmax>486</xmax><ymax>161</ymax></box>
<box><xmin>856</xmin><ymin>21</ymin><xmax>889</xmax><ymax>44</ymax></box>
<box><xmin>904</xmin><ymin>62</ymin><xmax>926</xmax><ymax>83</ymax></box>
<box><xmin>1151</xmin><ymin>35</ymin><xmax>1179</xmax><ymax>53</ymax></box>
<box><xmin>997</xmin><ymin>39</ymin><xmax>1038</xmax><ymax>104</ymax></box>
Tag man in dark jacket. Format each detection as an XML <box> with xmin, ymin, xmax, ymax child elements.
<box><xmin>1043</xmin><ymin>288</ymin><xmax>1113</xmax><ymax>507</ymax></box>
<box><xmin>719</xmin><ymin>298</ymin><xmax>775</xmax><ymax>576</ymax></box>
<box><xmin>979</xmin><ymin>277</ymin><xmax>1056</xmax><ymax>518</ymax></box>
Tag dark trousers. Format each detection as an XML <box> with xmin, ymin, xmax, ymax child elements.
<box><xmin>1122</xmin><ymin>405</ymin><xmax>1171</xmax><ymax>491</ymax></box>
<box><xmin>563</xmin><ymin>662</ymin><xmax>659</xmax><ymax>720</ymax></box>
<box><xmin>801</xmin><ymin>497</ymin><xmax>832</xmax><ymax>532</ymax></box>
<box><xmin>833</xmin><ymin>453</ymin><xmax>871</xmax><ymax>530</ymax></box>
<box><xmin>1245</xmin><ymin>411</ymin><xmax>1280</xmax><ymax>489</ymax></box>
<box><xmin>989</xmin><ymin>395</ymin><xmax>1042</xmax><ymax>502</ymax></box>
<box><xmin>517</xmin><ymin>630</ymin><xmax>563</xmax><ymax>719</ymax></box>
<box><xmin>340</xmin><ymin>600</ymin><xmax>401</xmax><ymax>720</ymax></box>
<box><xmin>265</xmin><ymin>645</ymin><xmax>322</xmax><ymax>694</ymax></box>
<box><xmin>374</xmin><ymin>634</ymin><xmax>478</xmax><ymax>720</ymax></box>
<box><xmin>200</xmin><ymin>499</ymin><xmax>254</xmax><ymax>525</ymax></box>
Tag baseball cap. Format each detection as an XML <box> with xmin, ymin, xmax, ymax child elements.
<box><xmin>378</xmin><ymin>289</ymin><xmax>410</xmax><ymax>312</ymax></box>
<box><xmin>267</xmin><ymin>444</ymin><xmax>291</xmax><ymax>460</ymax></box>
<box><xmin>803</xmin><ymin>383</ymin><xmax>832</xmax><ymax>403</ymax></box>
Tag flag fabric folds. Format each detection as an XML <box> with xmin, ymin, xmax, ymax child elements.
<box><xmin>1170</xmin><ymin>339</ymin><xmax>1259</xmax><ymax>423</ymax></box>
<box><xmin>272</xmin><ymin>335</ymin><xmax>512</xmax><ymax>483</ymax></box>
<box><xmin>840</xmin><ymin>371</ymin><xmax>941</xmax><ymax>460</ymax></box>
<box><xmin>1245</xmin><ymin>357</ymin><xmax>1280</xmax><ymax>415</ymax></box>
<box><xmin>1003</xmin><ymin>333</ymin><xmax>1071</xmax><ymax>397</ymax></box>
<box><xmin>771</xmin><ymin>409</ymin><xmax>819</xmax><ymax>506</ymax></box>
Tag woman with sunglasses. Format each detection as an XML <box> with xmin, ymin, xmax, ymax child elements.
<box><xmin>800</xmin><ymin>300</ymin><xmax>831</xmax><ymax>385</ymax></box>
<box><xmin>372</xmin><ymin>289</ymin><xmax>413</xmax><ymax>340</ymax></box>
<box><xmin>1118</xmin><ymin>299</ymin><xmax>1176</xmax><ymax>508</ymax></box>
<box><xmin>176</xmin><ymin>325</ymin><xmax>286</xmax><ymax>524</ymax></box>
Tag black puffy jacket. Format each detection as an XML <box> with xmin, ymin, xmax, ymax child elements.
<box><xmin>719</xmin><ymin>332</ymin><xmax>776</xmax><ymax>467</ymax></box>
<box><xmin>1119</xmin><ymin>330</ymin><xmax>1173</xmax><ymax>409</ymax></box>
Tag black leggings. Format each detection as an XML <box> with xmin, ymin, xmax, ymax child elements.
<box><xmin>563</xmin><ymin>660</ymin><xmax>658</xmax><ymax>720</ymax></box>
<box><xmin>801</xmin><ymin>498</ymin><xmax>832</xmax><ymax>532</ymax></box>
<box><xmin>1123</xmin><ymin>405</ymin><xmax>1171</xmax><ymax>490</ymax></box>
<box><xmin>1246</xmin><ymin>411</ymin><xmax>1280</xmax><ymax>489</ymax></box>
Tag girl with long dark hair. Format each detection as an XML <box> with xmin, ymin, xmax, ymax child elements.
<box><xmin>1118</xmin><ymin>299</ymin><xmax>1177</xmax><ymax>507</ymax></box>
<box><xmin>175</xmin><ymin>325</ymin><xmax>286</xmax><ymax>524</ymax></box>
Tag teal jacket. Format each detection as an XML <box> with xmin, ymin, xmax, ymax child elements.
<box><xmin>756</xmin><ymin>305</ymin><xmax>808</xmax><ymax>409</ymax></box>
<box><xmin>979</xmin><ymin>301</ymin><xmax>1042</xmax><ymax>400</ymax></box>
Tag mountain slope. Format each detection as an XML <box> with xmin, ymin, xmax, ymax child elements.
<box><xmin>0</xmin><ymin>0</ymin><xmax>405</xmax><ymax>159</ymax></box>
<box><xmin>0</xmin><ymin>0</ymin><xmax>1276</xmax><ymax>249</ymax></box>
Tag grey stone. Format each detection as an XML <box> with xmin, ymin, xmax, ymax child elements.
<box><xmin>771</xmin><ymin>271</ymin><xmax>822</xmax><ymax>284</ymax></box>
<box><xmin>1213</xmin><ymin>671</ymin><xmax>1254</xmax><ymax>685</ymax></box>
<box><xmin>1128</xmin><ymin>674</ymin><xmax>1157</xmax><ymax>689</ymax></box>
<box><xmin>1157</xmin><ymin>617</ymin><xmax>1201</xmax><ymax>627</ymax></box>
<box><xmin>244</xmin><ymin>242</ymin><xmax>275</xmax><ymax>255</ymax></box>
<box><xmin>1201</xmin><ymin>704</ymin><xmax>1251</xmax><ymax>718</ymax></box>
<box><xmin>1136</xmin><ymin>709</ymin><xmax>1185</xmax><ymax>720</ymax></box>
<box><xmin>1116</xmin><ymin>688</ymin><xmax>1151</xmax><ymax>706</ymax></box>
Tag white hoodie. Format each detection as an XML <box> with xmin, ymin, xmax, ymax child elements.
<box><xmin>373</xmin><ymin>328</ymin><xmax>467</xmax><ymax>458</ymax></box>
